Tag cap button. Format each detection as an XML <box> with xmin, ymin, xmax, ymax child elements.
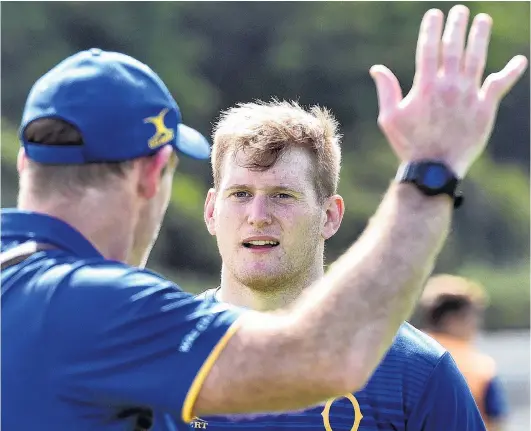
<box><xmin>89</xmin><ymin>48</ymin><xmax>102</xmax><ymax>56</ymax></box>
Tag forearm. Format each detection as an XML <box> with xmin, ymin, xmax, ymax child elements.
<box><xmin>194</xmin><ymin>183</ymin><xmax>453</xmax><ymax>417</ymax></box>
<box><xmin>291</xmin><ymin>182</ymin><xmax>452</xmax><ymax>389</ymax></box>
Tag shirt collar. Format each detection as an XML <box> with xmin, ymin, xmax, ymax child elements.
<box><xmin>1</xmin><ymin>208</ymin><xmax>103</xmax><ymax>259</ymax></box>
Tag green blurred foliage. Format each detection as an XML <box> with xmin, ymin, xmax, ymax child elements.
<box><xmin>1</xmin><ymin>2</ymin><xmax>529</xmax><ymax>329</ymax></box>
<box><xmin>457</xmin><ymin>261</ymin><xmax>530</xmax><ymax>330</ymax></box>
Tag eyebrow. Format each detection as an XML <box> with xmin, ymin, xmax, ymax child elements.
<box><xmin>224</xmin><ymin>184</ymin><xmax>302</xmax><ymax>194</ymax></box>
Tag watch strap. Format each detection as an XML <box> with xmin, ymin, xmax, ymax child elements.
<box><xmin>396</xmin><ymin>161</ymin><xmax>463</xmax><ymax>208</ymax></box>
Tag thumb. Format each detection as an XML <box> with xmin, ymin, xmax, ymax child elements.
<box><xmin>481</xmin><ymin>55</ymin><xmax>528</xmax><ymax>104</ymax></box>
<box><xmin>369</xmin><ymin>65</ymin><xmax>403</xmax><ymax>118</ymax></box>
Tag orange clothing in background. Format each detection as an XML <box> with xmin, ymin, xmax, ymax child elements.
<box><xmin>427</xmin><ymin>332</ymin><xmax>504</xmax><ymax>430</ymax></box>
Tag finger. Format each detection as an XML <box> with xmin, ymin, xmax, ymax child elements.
<box><xmin>415</xmin><ymin>9</ymin><xmax>444</xmax><ymax>81</ymax></box>
<box><xmin>480</xmin><ymin>55</ymin><xmax>528</xmax><ymax>103</ymax></box>
<box><xmin>369</xmin><ymin>65</ymin><xmax>403</xmax><ymax>119</ymax></box>
<box><xmin>463</xmin><ymin>13</ymin><xmax>493</xmax><ymax>86</ymax></box>
<box><xmin>441</xmin><ymin>5</ymin><xmax>470</xmax><ymax>76</ymax></box>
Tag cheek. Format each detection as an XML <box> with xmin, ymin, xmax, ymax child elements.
<box><xmin>282</xmin><ymin>207</ymin><xmax>322</xmax><ymax>236</ymax></box>
<box><xmin>215</xmin><ymin>203</ymin><xmax>243</xmax><ymax>239</ymax></box>
<box><xmin>216</xmin><ymin>204</ymin><xmax>237</xmax><ymax>226</ymax></box>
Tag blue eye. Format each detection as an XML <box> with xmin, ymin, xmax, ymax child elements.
<box><xmin>274</xmin><ymin>193</ymin><xmax>292</xmax><ymax>199</ymax></box>
<box><xmin>232</xmin><ymin>191</ymin><xmax>251</xmax><ymax>198</ymax></box>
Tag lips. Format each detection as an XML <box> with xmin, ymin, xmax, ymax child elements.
<box><xmin>242</xmin><ymin>236</ymin><xmax>280</xmax><ymax>249</ymax></box>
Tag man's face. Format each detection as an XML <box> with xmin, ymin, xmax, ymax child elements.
<box><xmin>206</xmin><ymin>147</ymin><xmax>329</xmax><ymax>290</ymax></box>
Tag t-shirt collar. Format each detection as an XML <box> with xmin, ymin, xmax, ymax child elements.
<box><xmin>1</xmin><ymin>208</ymin><xmax>103</xmax><ymax>259</ymax></box>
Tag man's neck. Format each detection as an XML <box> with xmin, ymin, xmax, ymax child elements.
<box><xmin>218</xmin><ymin>264</ymin><xmax>325</xmax><ymax>311</ymax></box>
<box><xmin>18</xmin><ymin>192</ymin><xmax>136</xmax><ymax>263</ymax></box>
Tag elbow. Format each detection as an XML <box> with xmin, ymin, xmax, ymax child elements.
<box><xmin>338</xmin><ymin>359</ymin><xmax>373</xmax><ymax>394</ymax></box>
<box><xmin>345</xmin><ymin>362</ymin><xmax>375</xmax><ymax>392</ymax></box>
<box><xmin>329</xmin><ymin>328</ymin><xmax>398</xmax><ymax>394</ymax></box>
<box><xmin>327</xmin><ymin>341</ymin><xmax>385</xmax><ymax>395</ymax></box>
<box><xmin>314</xmin><ymin>355</ymin><xmax>374</xmax><ymax>398</ymax></box>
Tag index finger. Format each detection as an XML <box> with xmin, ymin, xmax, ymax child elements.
<box><xmin>415</xmin><ymin>9</ymin><xmax>444</xmax><ymax>82</ymax></box>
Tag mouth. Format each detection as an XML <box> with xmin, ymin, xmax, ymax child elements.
<box><xmin>242</xmin><ymin>239</ymin><xmax>280</xmax><ymax>249</ymax></box>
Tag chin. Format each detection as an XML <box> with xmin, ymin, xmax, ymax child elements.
<box><xmin>237</xmin><ymin>270</ymin><xmax>289</xmax><ymax>291</ymax></box>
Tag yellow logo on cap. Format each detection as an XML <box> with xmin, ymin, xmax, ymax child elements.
<box><xmin>144</xmin><ymin>108</ymin><xmax>175</xmax><ymax>149</ymax></box>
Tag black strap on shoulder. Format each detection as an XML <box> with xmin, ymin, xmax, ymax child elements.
<box><xmin>0</xmin><ymin>241</ymin><xmax>57</xmax><ymax>271</ymax></box>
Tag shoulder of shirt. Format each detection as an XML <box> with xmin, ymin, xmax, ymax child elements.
<box><xmin>461</xmin><ymin>342</ymin><xmax>498</xmax><ymax>377</ymax></box>
<box><xmin>365</xmin><ymin>322</ymin><xmax>454</xmax><ymax>409</ymax></box>
<box><xmin>476</xmin><ymin>351</ymin><xmax>497</xmax><ymax>373</ymax></box>
<box><xmin>36</xmin><ymin>255</ymin><xmax>180</xmax><ymax>294</ymax></box>
<box><xmin>385</xmin><ymin>322</ymin><xmax>449</xmax><ymax>368</ymax></box>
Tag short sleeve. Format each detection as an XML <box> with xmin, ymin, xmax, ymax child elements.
<box><xmin>407</xmin><ymin>352</ymin><xmax>486</xmax><ymax>431</ymax></box>
<box><xmin>55</xmin><ymin>265</ymin><xmax>244</xmax><ymax>423</ymax></box>
<box><xmin>484</xmin><ymin>375</ymin><xmax>509</xmax><ymax>419</ymax></box>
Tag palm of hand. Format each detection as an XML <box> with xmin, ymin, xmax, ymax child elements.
<box><xmin>371</xmin><ymin>5</ymin><xmax>528</xmax><ymax>178</ymax></box>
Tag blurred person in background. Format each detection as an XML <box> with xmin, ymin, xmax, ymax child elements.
<box><xmin>420</xmin><ymin>274</ymin><xmax>509</xmax><ymax>430</ymax></box>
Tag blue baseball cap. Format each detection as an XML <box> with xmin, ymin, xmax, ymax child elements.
<box><xmin>20</xmin><ymin>48</ymin><xmax>210</xmax><ymax>164</ymax></box>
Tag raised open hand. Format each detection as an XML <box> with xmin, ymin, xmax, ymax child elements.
<box><xmin>370</xmin><ymin>5</ymin><xmax>528</xmax><ymax>178</ymax></box>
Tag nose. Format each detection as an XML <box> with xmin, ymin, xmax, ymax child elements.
<box><xmin>247</xmin><ymin>195</ymin><xmax>272</xmax><ymax>228</ymax></box>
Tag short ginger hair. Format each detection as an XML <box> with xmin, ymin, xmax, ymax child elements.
<box><xmin>211</xmin><ymin>99</ymin><xmax>342</xmax><ymax>201</ymax></box>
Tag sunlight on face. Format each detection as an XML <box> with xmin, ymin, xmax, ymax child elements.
<box><xmin>214</xmin><ymin>147</ymin><xmax>326</xmax><ymax>290</ymax></box>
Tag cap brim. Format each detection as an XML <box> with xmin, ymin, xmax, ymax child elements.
<box><xmin>174</xmin><ymin>124</ymin><xmax>211</xmax><ymax>159</ymax></box>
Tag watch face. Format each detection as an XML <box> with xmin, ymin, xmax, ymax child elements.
<box><xmin>423</xmin><ymin>164</ymin><xmax>449</xmax><ymax>188</ymax></box>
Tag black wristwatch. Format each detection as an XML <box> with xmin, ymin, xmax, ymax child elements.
<box><xmin>395</xmin><ymin>161</ymin><xmax>463</xmax><ymax>209</ymax></box>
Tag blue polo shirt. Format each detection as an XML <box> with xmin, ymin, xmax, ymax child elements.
<box><xmin>1</xmin><ymin>209</ymin><xmax>244</xmax><ymax>431</ymax></box>
<box><xmin>189</xmin><ymin>289</ymin><xmax>487</xmax><ymax>431</ymax></box>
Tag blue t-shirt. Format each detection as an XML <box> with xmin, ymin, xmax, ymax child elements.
<box><xmin>1</xmin><ymin>209</ymin><xmax>244</xmax><ymax>431</ymax></box>
<box><xmin>188</xmin><ymin>289</ymin><xmax>487</xmax><ymax>431</ymax></box>
<box><xmin>485</xmin><ymin>375</ymin><xmax>509</xmax><ymax>419</ymax></box>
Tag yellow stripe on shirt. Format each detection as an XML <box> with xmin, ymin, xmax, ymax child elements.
<box><xmin>181</xmin><ymin>317</ymin><xmax>243</xmax><ymax>423</ymax></box>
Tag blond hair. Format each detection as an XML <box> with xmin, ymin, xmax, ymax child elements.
<box><xmin>211</xmin><ymin>99</ymin><xmax>342</xmax><ymax>201</ymax></box>
<box><xmin>421</xmin><ymin>274</ymin><xmax>490</xmax><ymax>309</ymax></box>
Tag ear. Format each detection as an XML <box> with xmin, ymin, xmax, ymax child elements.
<box><xmin>17</xmin><ymin>148</ymin><xmax>27</xmax><ymax>174</ymax></box>
<box><xmin>137</xmin><ymin>146</ymin><xmax>173</xmax><ymax>200</ymax></box>
<box><xmin>204</xmin><ymin>188</ymin><xmax>217</xmax><ymax>236</ymax></box>
<box><xmin>321</xmin><ymin>194</ymin><xmax>345</xmax><ymax>240</ymax></box>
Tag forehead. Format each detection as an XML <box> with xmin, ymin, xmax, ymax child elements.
<box><xmin>219</xmin><ymin>147</ymin><xmax>315</xmax><ymax>190</ymax></box>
